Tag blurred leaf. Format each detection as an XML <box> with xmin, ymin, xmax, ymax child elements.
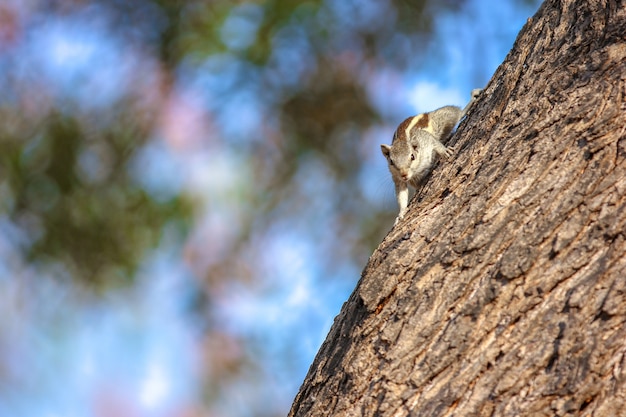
<box><xmin>2</xmin><ymin>111</ymin><xmax>193</xmax><ymax>289</ymax></box>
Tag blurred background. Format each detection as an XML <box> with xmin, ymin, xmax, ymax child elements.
<box><xmin>0</xmin><ymin>0</ymin><xmax>541</xmax><ymax>416</ymax></box>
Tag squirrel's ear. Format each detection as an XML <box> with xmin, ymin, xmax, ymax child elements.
<box><xmin>381</xmin><ymin>144</ymin><xmax>391</xmax><ymax>158</ymax></box>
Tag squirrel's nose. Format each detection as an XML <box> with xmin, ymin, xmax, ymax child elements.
<box><xmin>400</xmin><ymin>171</ymin><xmax>409</xmax><ymax>181</ymax></box>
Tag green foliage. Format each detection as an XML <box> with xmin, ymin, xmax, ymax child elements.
<box><xmin>1</xmin><ymin>110</ymin><xmax>193</xmax><ymax>289</ymax></box>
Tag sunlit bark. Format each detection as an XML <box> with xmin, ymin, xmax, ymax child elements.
<box><xmin>290</xmin><ymin>0</ymin><xmax>626</xmax><ymax>415</ymax></box>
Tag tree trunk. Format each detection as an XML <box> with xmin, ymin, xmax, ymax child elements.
<box><xmin>289</xmin><ymin>0</ymin><xmax>626</xmax><ymax>416</ymax></box>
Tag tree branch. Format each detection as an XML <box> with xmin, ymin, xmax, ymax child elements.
<box><xmin>290</xmin><ymin>0</ymin><xmax>626</xmax><ymax>415</ymax></box>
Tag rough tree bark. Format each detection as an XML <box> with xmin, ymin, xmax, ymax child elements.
<box><xmin>289</xmin><ymin>0</ymin><xmax>626</xmax><ymax>416</ymax></box>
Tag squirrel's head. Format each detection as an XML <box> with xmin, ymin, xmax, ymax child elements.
<box><xmin>381</xmin><ymin>140</ymin><xmax>416</xmax><ymax>183</ymax></box>
<box><xmin>381</xmin><ymin>123</ymin><xmax>435</xmax><ymax>183</ymax></box>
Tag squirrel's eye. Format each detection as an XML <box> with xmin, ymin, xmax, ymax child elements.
<box><xmin>411</xmin><ymin>154</ymin><xmax>415</xmax><ymax>161</ymax></box>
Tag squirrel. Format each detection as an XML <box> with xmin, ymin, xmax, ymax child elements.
<box><xmin>381</xmin><ymin>89</ymin><xmax>482</xmax><ymax>225</ymax></box>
